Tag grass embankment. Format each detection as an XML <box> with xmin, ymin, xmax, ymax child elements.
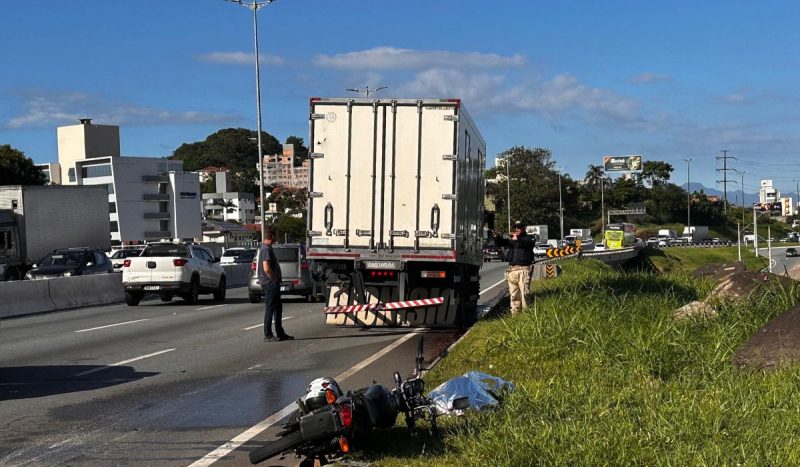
<box><xmin>358</xmin><ymin>258</ymin><xmax>800</xmax><ymax>466</ymax></box>
<box><xmin>644</xmin><ymin>245</ymin><xmax>766</xmax><ymax>273</ymax></box>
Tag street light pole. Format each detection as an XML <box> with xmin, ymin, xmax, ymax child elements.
<box><xmin>558</xmin><ymin>168</ymin><xmax>564</xmax><ymax>241</ymax></box>
<box><xmin>683</xmin><ymin>158</ymin><xmax>692</xmax><ymax>228</ymax></box>
<box><xmin>227</xmin><ymin>0</ymin><xmax>275</xmax><ymax>241</ymax></box>
<box><xmin>600</xmin><ymin>172</ymin><xmax>605</xmax><ymax>234</ymax></box>
<box><xmin>506</xmin><ymin>155</ymin><xmax>511</xmax><ymax>233</ymax></box>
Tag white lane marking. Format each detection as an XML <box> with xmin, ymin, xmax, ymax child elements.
<box><xmin>72</xmin><ymin>348</ymin><xmax>176</xmax><ymax>377</ymax></box>
<box><xmin>480</xmin><ymin>278</ymin><xmax>506</xmax><ymax>296</ymax></box>
<box><xmin>243</xmin><ymin>316</ymin><xmax>293</xmax><ymax>330</ymax></box>
<box><xmin>196</xmin><ymin>304</ymin><xmax>225</xmax><ymax>311</ymax></box>
<box><xmin>189</xmin><ymin>329</ymin><xmax>424</xmax><ymax>467</ymax></box>
<box><xmin>74</xmin><ymin>319</ymin><xmax>149</xmax><ymax>333</ymax></box>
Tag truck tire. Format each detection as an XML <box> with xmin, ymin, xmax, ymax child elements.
<box><xmin>184</xmin><ymin>277</ymin><xmax>200</xmax><ymax>305</ymax></box>
<box><xmin>213</xmin><ymin>276</ymin><xmax>226</xmax><ymax>302</ymax></box>
<box><xmin>248</xmin><ymin>292</ymin><xmax>261</xmax><ymax>303</ymax></box>
<box><xmin>125</xmin><ymin>292</ymin><xmax>142</xmax><ymax>306</ymax></box>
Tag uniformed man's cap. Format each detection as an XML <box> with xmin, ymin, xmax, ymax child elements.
<box><xmin>512</xmin><ymin>221</ymin><xmax>526</xmax><ymax>230</ymax></box>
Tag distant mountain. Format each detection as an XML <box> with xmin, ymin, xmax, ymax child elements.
<box><xmin>681</xmin><ymin>183</ymin><xmax>799</xmax><ymax>206</ymax></box>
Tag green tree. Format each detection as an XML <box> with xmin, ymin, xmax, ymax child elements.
<box><xmin>170</xmin><ymin>128</ymin><xmax>281</xmax><ymax>172</ymax></box>
<box><xmin>0</xmin><ymin>145</ymin><xmax>46</xmax><ymax>186</ymax></box>
<box><xmin>641</xmin><ymin>160</ymin><xmax>674</xmax><ymax>188</ymax></box>
<box><xmin>273</xmin><ymin>216</ymin><xmax>306</xmax><ymax>243</ymax></box>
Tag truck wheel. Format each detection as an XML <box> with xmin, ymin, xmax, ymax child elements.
<box><xmin>125</xmin><ymin>292</ymin><xmax>142</xmax><ymax>306</ymax></box>
<box><xmin>213</xmin><ymin>277</ymin><xmax>226</xmax><ymax>302</ymax></box>
<box><xmin>184</xmin><ymin>277</ymin><xmax>200</xmax><ymax>304</ymax></box>
<box><xmin>248</xmin><ymin>292</ymin><xmax>261</xmax><ymax>303</ymax></box>
<box><xmin>159</xmin><ymin>292</ymin><xmax>173</xmax><ymax>302</ymax></box>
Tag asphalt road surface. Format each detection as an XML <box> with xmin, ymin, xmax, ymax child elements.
<box><xmin>755</xmin><ymin>244</ymin><xmax>800</xmax><ymax>275</ymax></box>
<box><xmin>0</xmin><ymin>261</ymin><xmax>508</xmax><ymax>466</ymax></box>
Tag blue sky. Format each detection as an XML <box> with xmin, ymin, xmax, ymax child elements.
<box><xmin>3</xmin><ymin>1</ymin><xmax>800</xmax><ymax>195</ymax></box>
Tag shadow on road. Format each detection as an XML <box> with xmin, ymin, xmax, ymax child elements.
<box><xmin>0</xmin><ymin>365</ymin><xmax>158</xmax><ymax>401</ymax></box>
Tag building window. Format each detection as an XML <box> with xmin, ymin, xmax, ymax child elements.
<box><xmin>159</xmin><ymin>220</ymin><xmax>169</xmax><ymax>232</ymax></box>
<box><xmin>42</xmin><ymin>169</ymin><xmax>51</xmax><ymax>183</ymax></box>
<box><xmin>81</xmin><ymin>164</ymin><xmax>112</xmax><ymax>178</ymax></box>
<box><xmin>68</xmin><ymin>168</ymin><xmax>76</xmax><ymax>182</ymax></box>
<box><xmin>109</xmin><ymin>202</ymin><xmax>116</xmax><ymax>213</ymax></box>
<box><xmin>159</xmin><ymin>201</ymin><xmax>168</xmax><ymax>213</ymax></box>
<box><xmin>110</xmin><ymin>221</ymin><xmax>119</xmax><ymax>233</ymax></box>
<box><xmin>107</xmin><ymin>183</ymin><xmax>115</xmax><ymax>194</ymax></box>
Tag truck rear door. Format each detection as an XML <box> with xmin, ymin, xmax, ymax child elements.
<box><xmin>309</xmin><ymin>99</ymin><xmax>457</xmax><ymax>253</ymax></box>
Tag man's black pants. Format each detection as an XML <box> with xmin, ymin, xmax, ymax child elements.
<box><xmin>262</xmin><ymin>282</ymin><xmax>285</xmax><ymax>338</ymax></box>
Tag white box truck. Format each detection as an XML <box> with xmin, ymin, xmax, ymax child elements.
<box><xmin>681</xmin><ymin>226</ymin><xmax>709</xmax><ymax>243</ymax></box>
<box><xmin>307</xmin><ymin>98</ymin><xmax>485</xmax><ymax>327</ymax></box>
<box><xmin>526</xmin><ymin>225</ymin><xmax>549</xmax><ymax>244</ymax></box>
<box><xmin>657</xmin><ymin>229</ymin><xmax>677</xmax><ymax>240</ymax></box>
<box><xmin>0</xmin><ymin>185</ymin><xmax>110</xmax><ymax>280</ymax></box>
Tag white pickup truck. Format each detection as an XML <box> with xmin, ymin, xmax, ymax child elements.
<box><xmin>122</xmin><ymin>242</ymin><xmax>226</xmax><ymax>306</ymax></box>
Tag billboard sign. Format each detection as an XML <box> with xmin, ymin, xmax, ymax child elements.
<box><xmin>753</xmin><ymin>202</ymin><xmax>782</xmax><ymax>216</ymax></box>
<box><xmin>603</xmin><ymin>155</ymin><xmax>643</xmax><ymax>173</ymax></box>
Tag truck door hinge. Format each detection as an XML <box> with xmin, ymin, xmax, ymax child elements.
<box><xmin>440</xmin><ymin>233</ymin><xmax>457</xmax><ymax>240</ymax></box>
<box><xmin>444</xmin><ymin>115</ymin><xmax>459</xmax><ymax>122</ymax></box>
<box><xmin>442</xmin><ymin>194</ymin><xmax>457</xmax><ymax>200</ymax></box>
<box><xmin>442</xmin><ymin>154</ymin><xmax>457</xmax><ymax>161</ymax></box>
<box><xmin>307</xmin><ymin>231</ymin><xmax>322</xmax><ymax>237</ymax></box>
<box><xmin>333</xmin><ymin>229</ymin><xmax>348</xmax><ymax>237</ymax></box>
<box><xmin>310</xmin><ymin>113</ymin><xmax>326</xmax><ymax>120</ymax></box>
<box><xmin>415</xmin><ymin>231</ymin><xmax>432</xmax><ymax>238</ymax></box>
<box><xmin>390</xmin><ymin>230</ymin><xmax>409</xmax><ymax>238</ymax></box>
<box><xmin>308</xmin><ymin>192</ymin><xmax>324</xmax><ymax>198</ymax></box>
<box><xmin>309</xmin><ymin>153</ymin><xmax>324</xmax><ymax>159</ymax></box>
<box><xmin>355</xmin><ymin>229</ymin><xmax>372</xmax><ymax>237</ymax></box>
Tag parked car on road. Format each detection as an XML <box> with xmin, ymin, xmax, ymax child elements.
<box><xmin>220</xmin><ymin>247</ymin><xmax>257</xmax><ymax>265</ymax></box>
<box><xmin>248</xmin><ymin>243</ymin><xmax>315</xmax><ymax>303</ymax></box>
<box><xmin>109</xmin><ymin>248</ymin><xmax>144</xmax><ymax>272</ymax></box>
<box><xmin>25</xmin><ymin>247</ymin><xmax>113</xmax><ymax>279</ymax></box>
<box><xmin>787</xmin><ymin>248</ymin><xmax>798</xmax><ymax>258</ymax></box>
<box><xmin>594</xmin><ymin>243</ymin><xmax>607</xmax><ymax>251</ymax></box>
<box><xmin>646</xmin><ymin>237</ymin><xmax>659</xmax><ymax>247</ymax></box>
<box><xmin>122</xmin><ymin>242</ymin><xmax>226</xmax><ymax>306</ymax></box>
<box><xmin>482</xmin><ymin>242</ymin><xmax>503</xmax><ymax>262</ymax></box>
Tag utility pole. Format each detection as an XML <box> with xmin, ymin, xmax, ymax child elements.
<box><xmin>506</xmin><ymin>155</ymin><xmax>511</xmax><ymax>233</ymax></box>
<box><xmin>795</xmin><ymin>178</ymin><xmax>799</xmax><ymax>216</ymax></box>
<box><xmin>716</xmin><ymin>149</ymin><xmax>736</xmax><ymax>214</ymax></box>
<box><xmin>558</xmin><ymin>168</ymin><xmax>564</xmax><ymax>241</ymax></box>
<box><xmin>600</xmin><ymin>173</ymin><xmax>605</xmax><ymax>234</ymax></box>
<box><xmin>684</xmin><ymin>158</ymin><xmax>692</xmax><ymax>228</ymax></box>
<box><xmin>226</xmin><ymin>0</ymin><xmax>276</xmax><ymax>241</ymax></box>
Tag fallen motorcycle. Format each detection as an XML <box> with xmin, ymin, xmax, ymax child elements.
<box><xmin>249</xmin><ymin>337</ymin><xmax>443</xmax><ymax>465</ymax></box>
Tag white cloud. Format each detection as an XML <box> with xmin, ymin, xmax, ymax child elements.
<box><xmin>627</xmin><ymin>72</ymin><xmax>671</xmax><ymax>84</ymax></box>
<box><xmin>197</xmin><ymin>52</ymin><xmax>284</xmax><ymax>66</ymax></box>
<box><xmin>4</xmin><ymin>90</ymin><xmax>236</xmax><ymax>129</ymax></box>
<box><xmin>315</xmin><ymin>47</ymin><xmax>526</xmax><ymax>70</ymax></box>
<box><xmin>722</xmin><ymin>93</ymin><xmax>747</xmax><ymax>104</ymax></box>
<box><xmin>399</xmin><ymin>69</ymin><xmax>643</xmax><ymax>126</ymax></box>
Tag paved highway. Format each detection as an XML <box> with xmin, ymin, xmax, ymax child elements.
<box><xmin>0</xmin><ymin>261</ymin><xmax>507</xmax><ymax>466</ymax></box>
<box><xmin>755</xmin><ymin>244</ymin><xmax>800</xmax><ymax>275</ymax></box>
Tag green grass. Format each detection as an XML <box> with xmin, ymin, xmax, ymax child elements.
<box><xmin>354</xmin><ymin>258</ymin><xmax>800</xmax><ymax>466</ymax></box>
<box><xmin>644</xmin><ymin>245</ymin><xmax>767</xmax><ymax>273</ymax></box>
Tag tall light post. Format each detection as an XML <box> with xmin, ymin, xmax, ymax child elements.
<box><xmin>795</xmin><ymin>178</ymin><xmax>799</xmax><ymax>216</ymax></box>
<box><xmin>226</xmin><ymin>0</ymin><xmax>275</xmax><ymax>241</ymax></box>
<box><xmin>683</xmin><ymin>158</ymin><xmax>692</xmax><ymax>228</ymax></box>
<box><xmin>557</xmin><ymin>167</ymin><xmax>564</xmax><ymax>241</ymax></box>
<box><xmin>600</xmin><ymin>172</ymin><xmax>605</xmax><ymax>234</ymax></box>
<box><xmin>505</xmin><ymin>155</ymin><xmax>511</xmax><ymax>233</ymax></box>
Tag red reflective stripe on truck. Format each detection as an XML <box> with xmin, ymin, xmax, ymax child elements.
<box><xmin>400</xmin><ymin>253</ymin><xmax>456</xmax><ymax>260</ymax></box>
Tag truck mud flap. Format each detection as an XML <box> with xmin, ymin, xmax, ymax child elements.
<box><xmin>324</xmin><ymin>285</ymin><xmax>457</xmax><ymax>328</ymax></box>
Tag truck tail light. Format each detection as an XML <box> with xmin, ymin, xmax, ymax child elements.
<box><xmin>368</xmin><ymin>270</ymin><xmax>396</xmax><ymax>279</ymax></box>
<box><xmin>173</xmin><ymin>258</ymin><xmax>188</xmax><ymax>267</ymax></box>
<box><xmin>123</xmin><ymin>259</ymin><xmax>131</xmax><ymax>268</ymax></box>
<box><xmin>300</xmin><ymin>261</ymin><xmax>308</xmax><ymax>271</ymax></box>
<box><xmin>251</xmin><ymin>260</ymin><xmax>257</xmax><ymax>271</ymax></box>
<box><xmin>292</xmin><ymin>279</ymin><xmax>301</xmax><ymax>285</ymax></box>
<box><xmin>420</xmin><ymin>271</ymin><xmax>446</xmax><ymax>279</ymax></box>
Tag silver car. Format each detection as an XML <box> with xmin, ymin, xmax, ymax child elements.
<box><xmin>248</xmin><ymin>244</ymin><xmax>316</xmax><ymax>302</ymax></box>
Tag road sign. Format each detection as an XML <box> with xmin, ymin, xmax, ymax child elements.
<box><xmin>545</xmin><ymin>245</ymin><xmax>578</xmax><ymax>257</ymax></box>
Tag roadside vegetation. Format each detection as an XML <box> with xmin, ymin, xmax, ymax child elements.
<box><xmin>358</xmin><ymin>257</ymin><xmax>800</xmax><ymax>466</ymax></box>
<box><xmin>643</xmin><ymin>245</ymin><xmax>766</xmax><ymax>273</ymax></box>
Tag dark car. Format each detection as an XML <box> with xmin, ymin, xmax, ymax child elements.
<box><xmin>26</xmin><ymin>247</ymin><xmax>113</xmax><ymax>279</ymax></box>
<box><xmin>482</xmin><ymin>242</ymin><xmax>503</xmax><ymax>262</ymax></box>
<box><xmin>786</xmin><ymin>248</ymin><xmax>798</xmax><ymax>258</ymax></box>
<box><xmin>248</xmin><ymin>244</ymin><xmax>317</xmax><ymax>302</ymax></box>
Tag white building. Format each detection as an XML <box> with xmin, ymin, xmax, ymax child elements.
<box><xmin>36</xmin><ymin>162</ymin><xmax>61</xmax><ymax>185</ymax></box>
<box><xmin>201</xmin><ymin>171</ymin><xmax>256</xmax><ymax>224</ymax></box>
<box><xmin>262</xmin><ymin>144</ymin><xmax>309</xmax><ymax>189</ymax></box>
<box><xmin>759</xmin><ymin>179</ymin><xmax>778</xmax><ymax>204</ymax></box>
<box><xmin>48</xmin><ymin>119</ymin><xmax>202</xmax><ymax>244</ymax></box>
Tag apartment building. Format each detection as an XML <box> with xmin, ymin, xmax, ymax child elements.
<box><xmin>262</xmin><ymin>144</ymin><xmax>309</xmax><ymax>189</ymax></box>
<box><xmin>201</xmin><ymin>171</ymin><xmax>256</xmax><ymax>224</ymax></box>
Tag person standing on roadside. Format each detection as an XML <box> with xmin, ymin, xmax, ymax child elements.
<box><xmin>258</xmin><ymin>226</ymin><xmax>294</xmax><ymax>342</ymax></box>
<box><xmin>492</xmin><ymin>221</ymin><xmax>536</xmax><ymax>315</ymax></box>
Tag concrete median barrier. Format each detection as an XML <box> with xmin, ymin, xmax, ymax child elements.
<box><xmin>0</xmin><ymin>280</ymin><xmax>56</xmax><ymax>318</ymax></box>
<box><xmin>48</xmin><ymin>274</ymin><xmax>124</xmax><ymax>310</ymax></box>
<box><xmin>222</xmin><ymin>264</ymin><xmax>251</xmax><ymax>288</ymax></box>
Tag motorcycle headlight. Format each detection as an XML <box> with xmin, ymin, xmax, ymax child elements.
<box><xmin>62</xmin><ymin>271</ymin><xmax>73</xmax><ymax>277</ymax></box>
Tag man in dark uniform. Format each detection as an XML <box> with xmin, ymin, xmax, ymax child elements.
<box><xmin>492</xmin><ymin>221</ymin><xmax>536</xmax><ymax>314</ymax></box>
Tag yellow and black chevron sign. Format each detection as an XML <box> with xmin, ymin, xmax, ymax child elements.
<box><xmin>546</xmin><ymin>264</ymin><xmax>556</xmax><ymax>278</ymax></box>
<box><xmin>576</xmin><ymin>239</ymin><xmax>582</xmax><ymax>249</ymax></box>
<box><xmin>545</xmin><ymin>245</ymin><xmax>579</xmax><ymax>257</ymax></box>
